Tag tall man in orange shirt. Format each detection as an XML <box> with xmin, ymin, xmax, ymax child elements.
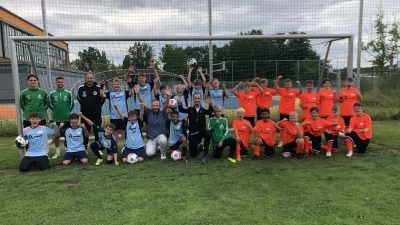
<box><xmin>251</xmin><ymin>78</ymin><xmax>277</xmax><ymax>120</ymax></box>
<box><xmin>300</xmin><ymin>80</ymin><xmax>318</xmax><ymax>121</ymax></box>
<box><xmin>345</xmin><ymin>102</ymin><xmax>372</xmax><ymax>157</ymax></box>
<box><xmin>232</xmin><ymin>108</ymin><xmax>254</xmax><ymax>160</ymax></box>
<box><xmin>317</xmin><ymin>78</ymin><xmax>337</xmax><ymax>119</ymax></box>
<box><xmin>253</xmin><ymin>107</ymin><xmax>279</xmax><ymax>160</ymax></box>
<box><xmin>274</xmin><ymin>76</ymin><xmax>302</xmax><ymax>147</ymax></box>
<box><xmin>232</xmin><ymin>81</ymin><xmax>263</xmax><ymax>127</ymax></box>
<box><xmin>337</xmin><ymin>77</ymin><xmax>362</xmax><ymax>127</ymax></box>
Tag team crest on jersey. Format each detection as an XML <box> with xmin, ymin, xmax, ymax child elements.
<box><xmin>63</xmin><ymin>96</ymin><xmax>68</xmax><ymax>101</ymax></box>
<box><xmin>219</xmin><ymin>124</ymin><xmax>224</xmax><ymax>129</ymax></box>
<box><xmin>82</xmin><ymin>91</ymin><xmax>87</xmax><ymax>97</ymax></box>
<box><xmin>26</xmin><ymin>95</ymin><xmax>31</xmax><ymax>99</ymax></box>
<box><xmin>38</xmin><ymin>94</ymin><xmax>42</xmax><ymax>99</ymax></box>
<box><xmin>93</xmin><ymin>91</ymin><xmax>97</xmax><ymax>95</ymax></box>
<box><xmin>54</xmin><ymin>96</ymin><xmax>59</xmax><ymax>101</ymax></box>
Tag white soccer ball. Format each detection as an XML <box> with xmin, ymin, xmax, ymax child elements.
<box><xmin>15</xmin><ymin>135</ymin><xmax>28</xmax><ymax>149</ymax></box>
<box><xmin>187</xmin><ymin>58</ymin><xmax>197</xmax><ymax>67</ymax></box>
<box><xmin>171</xmin><ymin>150</ymin><xmax>182</xmax><ymax>161</ymax></box>
<box><xmin>127</xmin><ymin>153</ymin><xmax>139</xmax><ymax>164</ymax></box>
<box><xmin>168</xmin><ymin>99</ymin><xmax>178</xmax><ymax>108</ymax></box>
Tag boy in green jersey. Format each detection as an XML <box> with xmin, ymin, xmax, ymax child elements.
<box><xmin>207</xmin><ymin>105</ymin><xmax>237</xmax><ymax>163</ymax></box>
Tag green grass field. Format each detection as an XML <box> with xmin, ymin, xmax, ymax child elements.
<box><xmin>0</xmin><ymin>121</ymin><xmax>400</xmax><ymax>224</ymax></box>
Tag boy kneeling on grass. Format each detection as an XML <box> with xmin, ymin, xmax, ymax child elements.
<box><xmin>166</xmin><ymin>110</ymin><xmax>188</xmax><ymax>162</ymax></box>
<box><xmin>345</xmin><ymin>102</ymin><xmax>372</xmax><ymax>157</ymax></box>
<box><xmin>56</xmin><ymin>113</ymin><xmax>89</xmax><ymax>166</ymax></box>
<box><xmin>19</xmin><ymin>112</ymin><xmax>56</xmax><ymax>172</ymax></box>
<box><xmin>253</xmin><ymin>107</ymin><xmax>279</xmax><ymax>160</ymax></box>
<box><xmin>79</xmin><ymin>112</ymin><xmax>119</xmax><ymax>166</ymax></box>
<box><xmin>232</xmin><ymin>108</ymin><xmax>254</xmax><ymax>161</ymax></box>
<box><xmin>276</xmin><ymin>111</ymin><xmax>305</xmax><ymax>159</ymax></box>
<box><xmin>207</xmin><ymin>105</ymin><xmax>237</xmax><ymax>163</ymax></box>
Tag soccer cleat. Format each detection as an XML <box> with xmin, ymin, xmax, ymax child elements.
<box><xmin>228</xmin><ymin>157</ymin><xmax>237</xmax><ymax>163</ymax></box>
<box><xmin>161</xmin><ymin>152</ymin><xmax>166</xmax><ymax>160</ymax></box>
<box><xmin>202</xmin><ymin>154</ymin><xmax>210</xmax><ymax>163</ymax></box>
<box><xmin>240</xmin><ymin>155</ymin><xmax>247</xmax><ymax>158</ymax></box>
<box><xmin>253</xmin><ymin>155</ymin><xmax>259</xmax><ymax>160</ymax></box>
<box><xmin>51</xmin><ymin>153</ymin><xmax>60</xmax><ymax>159</ymax></box>
<box><xmin>264</xmin><ymin>153</ymin><xmax>272</xmax><ymax>158</ymax></box>
<box><xmin>95</xmin><ymin>158</ymin><xmax>103</xmax><ymax>166</ymax></box>
<box><xmin>278</xmin><ymin>142</ymin><xmax>283</xmax><ymax>147</ymax></box>
<box><xmin>99</xmin><ymin>150</ymin><xmax>103</xmax><ymax>156</ymax></box>
<box><xmin>326</xmin><ymin>152</ymin><xmax>332</xmax><ymax>157</ymax></box>
<box><xmin>297</xmin><ymin>153</ymin><xmax>302</xmax><ymax>159</ymax></box>
<box><xmin>346</xmin><ymin>151</ymin><xmax>353</xmax><ymax>157</ymax></box>
<box><xmin>181</xmin><ymin>156</ymin><xmax>187</xmax><ymax>162</ymax></box>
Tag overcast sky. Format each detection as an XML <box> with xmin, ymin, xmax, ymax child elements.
<box><xmin>2</xmin><ymin>0</ymin><xmax>400</xmax><ymax>68</ymax></box>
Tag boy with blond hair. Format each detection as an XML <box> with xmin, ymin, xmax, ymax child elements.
<box><xmin>251</xmin><ymin>77</ymin><xmax>277</xmax><ymax>120</ymax></box>
<box><xmin>232</xmin><ymin>108</ymin><xmax>254</xmax><ymax>160</ymax></box>
<box><xmin>276</xmin><ymin>111</ymin><xmax>305</xmax><ymax>159</ymax></box>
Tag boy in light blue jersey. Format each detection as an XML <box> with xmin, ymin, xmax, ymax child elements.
<box><xmin>55</xmin><ymin>113</ymin><xmax>89</xmax><ymax>166</ymax></box>
<box><xmin>187</xmin><ymin>66</ymin><xmax>207</xmax><ymax>107</ymax></box>
<box><xmin>171</xmin><ymin>75</ymin><xmax>190</xmax><ymax>122</ymax></box>
<box><xmin>100</xmin><ymin>78</ymin><xmax>134</xmax><ymax>146</ymax></box>
<box><xmin>125</xmin><ymin>61</ymin><xmax>160</xmax><ymax>128</ymax></box>
<box><xmin>153</xmin><ymin>84</ymin><xmax>168</xmax><ymax>111</ymax></box>
<box><xmin>167</xmin><ymin>110</ymin><xmax>188</xmax><ymax>162</ymax></box>
<box><xmin>19</xmin><ymin>112</ymin><xmax>56</xmax><ymax>172</ymax></box>
<box><xmin>79</xmin><ymin>112</ymin><xmax>119</xmax><ymax>166</ymax></box>
<box><xmin>205</xmin><ymin>78</ymin><xmax>230</xmax><ymax>117</ymax></box>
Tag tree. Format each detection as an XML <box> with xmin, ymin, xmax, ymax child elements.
<box><xmin>159</xmin><ymin>44</ymin><xmax>187</xmax><ymax>74</ymax></box>
<box><xmin>363</xmin><ymin>6</ymin><xmax>400</xmax><ymax>73</ymax></box>
<box><xmin>74</xmin><ymin>47</ymin><xmax>104</xmax><ymax>71</ymax></box>
<box><xmin>122</xmin><ymin>42</ymin><xmax>155</xmax><ymax>69</ymax></box>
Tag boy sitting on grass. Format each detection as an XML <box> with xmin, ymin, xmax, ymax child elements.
<box><xmin>55</xmin><ymin>113</ymin><xmax>89</xmax><ymax>166</ymax></box>
<box><xmin>253</xmin><ymin>107</ymin><xmax>279</xmax><ymax>160</ymax></box>
<box><xmin>276</xmin><ymin>111</ymin><xmax>305</xmax><ymax>159</ymax></box>
<box><xmin>232</xmin><ymin>108</ymin><xmax>254</xmax><ymax>161</ymax></box>
<box><xmin>320</xmin><ymin>105</ymin><xmax>346</xmax><ymax>156</ymax></box>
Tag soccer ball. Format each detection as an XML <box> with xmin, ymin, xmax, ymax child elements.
<box><xmin>15</xmin><ymin>135</ymin><xmax>28</xmax><ymax>149</ymax></box>
<box><xmin>171</xmin><ymin>150</ymin><xmax>182</xmax><ymax>161</ymax></box>
<box><xmin>126</xmin><ymin>153</ymin><xmax>139</xmax><ymax>164</ymax></box>
<box><xmin>168</xmin><ymin>99</ymin><xmax>178</xmax><ymax>108</ymax></box>
<box><xmin>187</xmin><ymin>58</ymin><xmax>197</xmax><ymax>67</ymax></box>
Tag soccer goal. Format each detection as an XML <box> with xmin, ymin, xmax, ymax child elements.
<box><xmin>8</xmin><ymin>34</ymin><xmax>354</xmax><ymax>136</ymax></box>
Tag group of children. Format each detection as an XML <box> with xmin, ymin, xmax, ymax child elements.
<box><xmin>18</xmin><ymin>62</ymin><xmax>372</xmax><ymax>171</ymax></box>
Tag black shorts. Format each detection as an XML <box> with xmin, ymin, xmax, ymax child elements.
<box><xmin>342</xmin><ymin>116</ymin><xmax>352</xmax><ymax>127</ymax></box>
<box><xmin>304</xmin><ymin>132</ymin><xmax>322</xmax><ymax>152</ymax></box>
<box><xmin>110</xmin><ymin>118</ymin><xmax>128</xmax><ymax>130</ymax></box>
<box><xmin>19</xmin><ymin>155</ymin><xmax>50</xmax><ymax>172</ymax></box>
<box><xmin>259</xmin><ymin>138</ymin><xmax>275</xmax><ymax>157</ymax></box>
<box><xmin>23</xmin><ymin>119</ymin><xmax>46</xmax><ymax>127</ymax></box>
<box><xmin>282</xmin><ymin>141</ymin><xmax>297</xmax><ymax>155</ymax></box>
<box><xmin>169</xmin><ymin>141</ymin><xmax>182</xmax><ymax>150</ymax></box>
<box><xmin>244</xmin><ymin>117</ymin><xmax>255</xmax><ymax>127</ymax></box>
<box><xmin>279</xmin><ymin>114</ymin><xmax>290</xmax><ymax>121</ymax></box>
<box><xmin>346</xmin><ymin>131</ymin><xmax>370</xmax><ymax>153</ymax></box>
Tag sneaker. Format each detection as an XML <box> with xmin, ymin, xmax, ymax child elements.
<box><xmin>51</xmin><ymin>153</ymin><xmax>60</xmax><ymax>159</ymax></box>
<box><xmin>264</xmin><ymin>153</ymin><xmax>272</xmax><ymax>158</ymax></box>
<box><xmin>95</xmin><ymin>158</ymin><xmax>103</xmax><ymax>166</ymax></box>
<box><xmin>202</xmin><ymin>154</ymin><xmax>210</xmax><ymax>163</ymax></box>
<box><xmin>297</xmin><ymin>153</ymin><xmax>302</xmax><ymax>159</ymax></box>
<box><xmin>197</xmin><ymin>143</ymin><xmax>204</xmax><ymax>152</ymax></box>
<box><xmin>253</xmin><ymin>155</ymin><xmax>259</xmax><ymax>160</ymax></box>
<box><xmin>326</xmin><ymin>152</ymin><xmax>332</xmax><ymax>157</ymax></box>
<box><xmin>99</xmin><ymin>150</ymin><xmax>103</xmax><ymax>156</ymax></box>
<box><xmin>228</xmin><ymin>157</ymin><xmax>236</xmax><ymax>163</ymax></box>
<box><xmin>240</xmin><ymin>155</ymin><xmax>247</xmax><ymax>158</ymax></box>
<box><xmin>181</xmin><ymin>156</ymin><xmax>187</xmax><ymax>162</ymax></box>
<box><xmin>278</xmin><ymin>141</ymin><xmax>283</xmax><ymax>147</ymax></box>
<box><xmin>346</xmin><ymin>151</ymin><xmax>353</xmax><ymax>157</ymax></box>
<box><xmin>161</xmin><ymin>152</ymin><xmax>166</xmax><ymax>160</ymax></box>
<box><xmin>121</xmin><ymin>147</ymin><xmax>125</xmax><ymax>153</ymax></box>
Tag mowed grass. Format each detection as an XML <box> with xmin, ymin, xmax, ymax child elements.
<box><xmin>0</xmin><ymin>121</ymin><xmax>400</xmax><ymax>224</ymax></box>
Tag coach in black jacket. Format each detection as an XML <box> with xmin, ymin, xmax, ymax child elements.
<box><xmin>178</xmin><ymin>93</ymin><xmax>213</xmax><ymax>162</ymax></box>
<box><xmin>77</xmin><ymin>72</ymin><xmax>105</xmax><ymax>149</ymax></box>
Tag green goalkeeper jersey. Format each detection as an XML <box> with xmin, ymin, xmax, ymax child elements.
<box><xmin>207</xmin><ymin>117</ymin><xmax>230</xmax><ymax>148</ymax></box>
<box><xmin>49</xmin><ymin>89</ymin><xmax>74</xmax><ymax>122</ymax></box>
<box><xmin>20</xmin><ymin>88</ymin><xmax>48</xmax><ymax>121</ymax></box>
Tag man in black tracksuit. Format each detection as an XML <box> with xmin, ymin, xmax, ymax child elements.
<box><xmin>77</xmin><ymin>72</ymin><xmax>105</xmax><ymax>149</ymax></box>
<box><xmin>178</xmin><ymin>93</ymin><xmax>213</xmax><ymax>163</ymax></box>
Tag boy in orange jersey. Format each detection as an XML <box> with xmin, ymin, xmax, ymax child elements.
<box><xmin>345</xmin><ymin>102</ymin><xmax>372</xmax><ymax>157</ymax></box>
<box><xmin>317</xmin><ymin>78</ymin><xmax>337</xmax><ymax>119</ymax></box>
<box><xmin>276</xmin><ymin>111</ymin><xmax>305</xmax><ymax>159</ymax></box>
<box><xmin>232</xmin><ymin>108</ymin><xmax>254</xmax><ymax>160</ymax></box>
<box><xmin>301</xmin><ymin>107</ymin><xmax>338</xmax><ymax>157</ymax></box>
<box><xmin>253</xmin><ymin>107</ymin><xmax>279</xmax><ymax>160</ymax></box>
<box><xmin>251</xmin><ymin>78</ymin><xmax>277</xmax><ymax>120</ymax></box>
<box><xmin>300</xmin><ymin>80</ymin><xmax>318</xmax><ymax>121</ymax></box>
<box><xmin>321</xmin><ymin>105</ymin><xmax>346</xmax><ymax>156</ymax></box>
<box><xmin>232</xmin><ymin>81</ymin><xmax>263</xmax><ymax>127</ymax></box>
<box><xmin>273</xmin><ymin>76</ymin><xmax>302</xmax><ymax>147</ymax></box>
<box><xmin>337</xmin><ymin>77</ymin><xmax>362</xmax><ymax>128</ymax></box>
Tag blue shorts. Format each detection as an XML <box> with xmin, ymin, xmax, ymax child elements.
<box><xmin>110</xmin><ymin>118</ymin><xmax>128</xmax><ymax>131</ymax></box>
<box><xmin>122</xmin><ymin>146</ymin><xmax>144</xmax><ymax>158</ymax></box>
<box><xmin>63</xmin><ymin>151</ymin><xmax>88</xmax><ymax>161</ymax></box>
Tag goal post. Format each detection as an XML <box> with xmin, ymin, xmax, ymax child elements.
<box><xmin>9</xmin><ymin>34</ymin><xmax>354</xmax><ymax>136</ymax></box>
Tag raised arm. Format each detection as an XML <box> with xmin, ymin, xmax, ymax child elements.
<box><xmin>125</xmin><ymin>65</ymin><xmax>136</xmax><ymax>80</ymax></box>
<box><xmin>139</xmin><ymin>102</ymin><xmax>145</xmax><ymax>122</ymax></box>
<box><xmin>222</xmin><ymin>82</ymin><xmax>230</xmax><ymax>98</ymax></box>
<box><xmin>197</xmin><ymin>66</ymin><xmax>207</xmax><ymax>87</ymax></box>
<box><xmin>231</xmin><ymin>81</ymin><xmax>242</xmax><ymax>96</ymax></box>
<box><xmin>78</xmin><ymin>112</ymin><xmax>94</xmax><ymax>126</ymax></box>
<box><xmin>80</xmin><ymin>123</ymin><xmax>89</xmax><ymax>137</ymax></box>
<box><xmin>148</xmin><ymin>60</ymin><xmax>160</xmax><ymax>82</ymax></box>
<box><xmin>178</xmin><ymin>74</ymin><xmax>189</xmax><ymax>90</ymax></box>
<box><xmin>55</xmin><ymin>122</ymin><xmax>65</xmax><ymax>138</ymax></box>
<box><xmin>187</xmin><ymin>66</ymin><xmax>194</xmax><ymax>88</ymax></box>
<box><xmin>164</xmin><ymin>85</ymin><xmax>171</xmax><ymax>113</ymax></box>
<box><xmin>99</xmin><ymin>80</ymin><xmax>107</xmax><ymax>98</ymax></box>
<box><xmin>113</xmin><ymin>104</ymin><xmax>125</xmax><ymax>120</ymax></box>
<box><xmin>252</xmin><ymin>81</ymin><xmax>263</xmax><ymax>94</ymax></box>
<box><xmin>152</xmin><ymin>78</ymin><xmax>158</xmax><ymax>96</ymax></box>
<box><xmin>133</xmin><ymin>85</ymin><xmax>146</xmax><ymax>110</ymax></box>
<box><xmin>274</xmin><ymin>75</ymin><xmax>282</xmax><ymax>90</ymax></box>
<box><xmin>295</xmin><ymin>122</ymin><xmax>303</xmax><ymax>138</ymax></box>
<box><xmin>296</xmin><ymin>81</ymin><xmax>303</xmax><ymax>95</ymax></box>
<box><xmin>177</xmin><ymin>96</ymin><xmax>189</xmax><ymax>113</ymax></box>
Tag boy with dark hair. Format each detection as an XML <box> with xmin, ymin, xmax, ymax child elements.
<box><xmin>49</xmin><ymin>76</ymin><xmax>75</xmax><ymax>159</ymax></box>
<box><xmin>171</xmin><ymin>75</ymin><xmax>190</xmax><ymax>122</ymax></box>
<box><xmin>345</xmin><ymin>103</ymin><xmax>372</xmax><ymax>157</ymax></box>
<box><xmin>337</xmin><ymin>77</ymin><xmax>362</xmax><ymax>128</ymax></box>
<box><xmin>207</xmin><ymin>105</ymin><xmax>237</xmax><ymax>163</ymax></box>
<box><xmin>166</xmin><ymin>110</ymin><xmax>188</xmax><ymax>162</ymax></box>
<box><xmin>317</xmin><ymin>78</ymin><xmax>337</xmax><ymax>119</ymax></box>
<box><xmin>321</xmin><ymin>105</ymin><xmax>346</xmax><ymax>156</ymax></box>
<box><xmin>187</xmin><ymin>66</ymin><xmax>207</xmax><ymax>107</ymax></box>
<box><xmin>251</xmin><ymin>78</ymin><xmax>277</xmax><ymax>120</ymax></box>
<box><xmin>273</xmin><ymin>76</ymin><xmax>302</xmax><ymax>147</ymax></box>
<box><xmin>56</xmin><ymin>113</ymin><xmax>89</xmax><ymax>166</ymax></box>
<box><xmin>232</xmin><ymin>81</ymin><xmax>263</xmax><ymax>127</ymax></box>
<box><xmin>276</xmin><ymin>112</ymin><xmax>305</xmax><ymax>159</ymax></box>
<box><xmin>79</xmin><ymin>112</ymin><xmax>119</xmax><ymax>166</ymax></box>
<box><xmin>253</xmin><ymin>107</ymin><xmax>279</xmax><ymax>159</ymax></box>
<box><xmin>153</xmin><ymin>84</ymin><xmax>168</xmax><ymax>111</ymax></box>
<box><xmin>300</xmin><ymin>80</ymin><xmax>318</xmax><ymax>121</ymax></box>
<box><xmin>20</xmin><ymin>74</ymin><xmax>48</xmax><ymax>127</ymax></box>
<box><xmin>19</xmin><ymin>112</ymin><xmax>56</xmax><ymax>172</ymax></box>
<box><xmin>232</xmin><ymin>108</ymin><xmax>254</xmax><ymax>160</ymax></box>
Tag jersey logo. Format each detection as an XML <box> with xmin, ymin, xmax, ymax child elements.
<box><xmin>63</xmin><ymin>96</ymin><xmax>68</xmax><ymax>101</ymax></box>
<box><xmin>312</xmin><ymin>97</ymin><xmax>316</xmax><ymax>100</ymax></box>
<box><xmin>360</xmin><ymin>122</ymin><xmax>364</xmax><ymax>125</ymax></box>
<box><xmin>82</xmin><ymin>91</ymin><xmax>87</xmax><ymax>97</ymax></box>
<box><xmin>289</xmin><ymin>93</ymin><xmax>294</xmax><ymax>96</ymax></box>
<box><xmin>266</xmin><ymin>128</ymin><xmax>271</xmax><ymax>131</ymax></box>
<box><xmin>26</xmin><ymin>95</ymin><xmax>31</xmax><ymax>100</ymax></box>
<box><xmin>38</xmin><ymin>94</ymin><xmax>42</xmax><ymax>99</ymax></box>
<box><xmin>54</xmin><ymin>96</ymin><xmax>59</xmax><ymax>101</ymax></box>
<box><xmin>219</xmin><ymin>124</ymin><xmax>224</xmax><ymax>129</ymax></box>
<box><xmin>93</xmin><ymin>91</ymin><xmax>97</xmax><ymax>95</ymax></box>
